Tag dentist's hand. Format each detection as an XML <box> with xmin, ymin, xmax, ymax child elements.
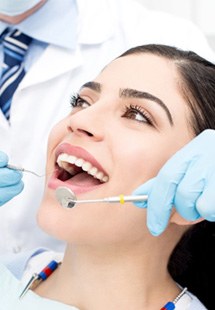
<box><xmin>0</xmin><ymin>151</ymin><xmax>24</xmax><ymax>206</ymax></box>
<box><xmin>132</xmin><ymin>129</ymin><xmax>215</xmax><ymax>236</ymax></box>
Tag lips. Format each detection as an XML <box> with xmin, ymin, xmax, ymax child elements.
<box><xmin>48</xmin><ymin>143</ymin><xmax>109</xmax><ymax>195</ymax></box>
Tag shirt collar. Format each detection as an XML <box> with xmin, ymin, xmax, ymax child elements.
<box><xmin>0</xmin><ymin>0</ymin><xmax>78</xmax><ymax>50</ymax></box>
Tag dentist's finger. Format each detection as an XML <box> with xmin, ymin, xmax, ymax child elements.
<box><xmin>132</xmin><ymin>178</ymin><xmax>154</xmax><ymax>208</ymax></box>
<box><xmin>196</xmin><ymin>179</ymin><xmax>215</xmax><ymax>221</ymax></box>
<box><xmin>146</xmin><ymin>158</ymin><xmax>191</xmax><ymax>236</ymax></box>
<box><xmin>0</xmin><ymin>168</ymin><xmax>23</xmax><ymax>187</ymax></box>
<box><xmin>146</xmin><ymin>181</ymin><xmax>177</xmax><ymax>236</ymax></box>
<box><xmin>174</xmin><ymin>165</ymin><xmax>204</xmax><ymax>221</ymax></box>
<box><xmin>0</xmin><ymin>181</ymin><xmax>24</xmax><ymax>206</ymax></box>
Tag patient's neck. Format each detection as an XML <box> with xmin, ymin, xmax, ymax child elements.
<box><xmin>36</xmin><ymin>227</ymin><xmax>184</xmax><ymax>309</ymax></box>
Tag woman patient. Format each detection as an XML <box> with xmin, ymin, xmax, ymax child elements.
<box><xmin>1</xmin><ymin>44</ymin><xmax>215</xmax><ymax>309</ymax></box>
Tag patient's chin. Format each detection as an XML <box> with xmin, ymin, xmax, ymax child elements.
<box><xmin>170</xmin><ymin>211</ymin><xmax>204</xmax><ymax>226</ymax></box>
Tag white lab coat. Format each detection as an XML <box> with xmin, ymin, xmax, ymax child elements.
<box><xmin>0</xmin><ymin>0</ymin><xmax>214</xmax><ymax>254</ymax></box>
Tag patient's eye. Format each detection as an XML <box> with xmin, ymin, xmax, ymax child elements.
<box><xmin>70</xmin><ymin>94</ymin><xmax>90</xmax><ymax>109</ymax></box>
<box><xmin>122</xmin><ymin>104</ymin><xmax>153</xmax><ymax>125</ymax></box>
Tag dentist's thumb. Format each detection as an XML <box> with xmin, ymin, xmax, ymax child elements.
<box><xmin>132</xmin><ymin>178</ymin><xmax>154</xmax><ymax>208</ymax></box>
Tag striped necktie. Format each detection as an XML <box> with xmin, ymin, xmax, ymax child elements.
<box><xmin>0</xmin><ymin>28</ymin><xmax>32</xmax><ymax>120</ymax></box>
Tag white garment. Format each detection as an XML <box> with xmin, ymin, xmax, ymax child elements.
<box><xmin>0</xmin><ymin>263</ymin><xmax>78</xmax><ymax>310</ymax></box>
<box><xmin>0</xmin><ymin>0</ymin><xmax>215</xmax><ymax>254</ymax></box>
<box><xmin>0</xmin><ymin>249</ymin><xmax>207</xmax><ymax>310</ymax></box>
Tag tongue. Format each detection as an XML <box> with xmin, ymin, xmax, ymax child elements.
<box><xmin>66</xmin><ymin>172</ymin><xmax>101</xmax><ymax>186</ymax></box>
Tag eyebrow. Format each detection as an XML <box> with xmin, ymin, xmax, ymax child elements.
<box><xmin>80</xmin><ymin>81</ymin><xmax>174</xmax><ymax>126</ymax></box>
<box><xmin>80</xmin><ymin>81</ymin><xmax>101</xmax><ymax>92</ymax></box>
<box><xmin>120</xmin><ymin>88</ymin><xmax>173</xmax><ymax>126</ymax></box>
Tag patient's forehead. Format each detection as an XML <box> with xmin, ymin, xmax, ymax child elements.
<box><xmin>98</xmin><ymin>53</ymin><xmax>179</xmax><ymax>82</ymax></box>
<box><xmin>95</xmin><ymin>53</ymin><xmax>181</xmax><ymax>98</ymax></box>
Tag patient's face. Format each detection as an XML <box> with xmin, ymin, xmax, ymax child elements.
<box><xmin>38</xmin><ymin>53</ymin><xmax>194</xmax><ymax>245</ymax></box>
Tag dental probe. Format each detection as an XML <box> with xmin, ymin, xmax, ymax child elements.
<box><xmin>55</xmin><ymin>187</ymin><xmax>148</xmax><ymax>208</ymax></box>
<box><xmin>6</xmin><ymin>164</ymin><xmax>44</xmax><ymax>177</ymax></box>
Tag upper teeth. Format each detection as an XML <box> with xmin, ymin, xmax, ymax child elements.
<box><xmin>57</xmin><ymin>153</ymin><xmax>109</xmax><ymax>182</ymax></box>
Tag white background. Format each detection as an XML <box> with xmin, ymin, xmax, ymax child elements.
<box><xmin>134</xmin><ymin>0</ymin><xmax>215</xmax><ymax>51</ymax></box>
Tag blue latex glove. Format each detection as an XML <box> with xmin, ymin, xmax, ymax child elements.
<box><xmin>132</xmin><ymin>129</ymin><xmax>215</xmax><ymax>236</ymax></box>
<box><xmin>0</xmin><ymin>151</ymin><xmax>24</xmax><ymax>206</ymax></box>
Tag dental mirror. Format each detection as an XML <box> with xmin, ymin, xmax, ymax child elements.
<box><xmin>56</xmin><ymin>187</ymin><xmax>77</xmax><ymax>208</ymax></box>
<box><xmin>55</xmin><ymin>187</ymin><xmax>148</xmax><ymax>208</ymax></box>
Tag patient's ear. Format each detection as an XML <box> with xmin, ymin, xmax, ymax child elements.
<box><xmin>170</xmin><ymin>209</ymin><xmax>204</xmax><ymax>226</ymax></box>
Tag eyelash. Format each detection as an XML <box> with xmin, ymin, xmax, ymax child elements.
<box><xmin>122</xmin><ymin>104</ymin><xmax>153</xmax><ymax>125</ymax></box>
<box><xmin>70</xmin><ymin>94</ymin><xmax>153</xmax><ymax>126</ymax></box>
<box><xmin>70</xmin><ymin>93</ymin><xmax>90</xmax><ymax>109</ymax></box>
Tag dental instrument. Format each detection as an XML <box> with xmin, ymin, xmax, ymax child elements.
<box><xmin>55</xmin><ymin>186</ymin><xmax>148</xmax><ymax>208</ymax></box>
<box><xmin>19</xmin><ymin>260</ymin><xmax>60</xmax><ymax>299</ymax></box>
<box><xmin>6</xmin><ymin>164</ymin><xmax>44</xmax><ymax>177</ymax></box>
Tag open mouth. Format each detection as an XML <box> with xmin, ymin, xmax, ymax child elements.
<box><xmin>56</xmin><ymin>153</ymin><xmax>109</xmax><ymax>186</ymax></box>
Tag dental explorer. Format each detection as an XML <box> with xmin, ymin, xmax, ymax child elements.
<box><xmin>55</xmin><ymin>186</ymin><xmax>148</xmax><ymax>208</ymax></box>
<box><xmin>6</xmin><ymin>164</ymin><xmax>44</xmax><ymax>177</ymax></box>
